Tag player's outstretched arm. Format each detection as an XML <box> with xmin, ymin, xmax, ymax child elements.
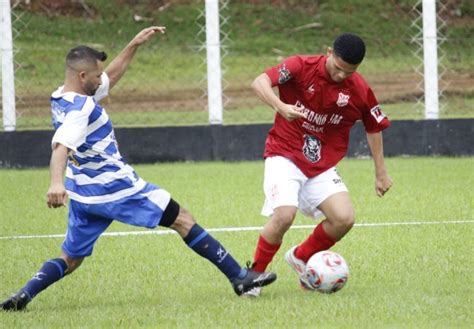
<box><xmin>105</xmin><ymin>26</ymin><xmax>166</xmax><ymax>89</ymax></box>
<box><xmin>366</xmin><ymin>132</ymin><xmax>393</xmax><ymax>197</ymax></box>
<box><xmin>46</xmin><ymin>143</ymin><xmax>69</xmax><ymax>208</ymax></box>
<box><xmin>251</xmin><ymin>73</ymin><xmax>306</xmax><ymax>121</ymax></box>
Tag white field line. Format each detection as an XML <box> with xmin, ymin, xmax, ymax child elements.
<box><xmin>0</xmin><ymin>220</ymin><xmax>473</xmax><ymax>241</ymax></box>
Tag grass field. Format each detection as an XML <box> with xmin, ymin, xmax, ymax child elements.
<box><xmin>0</xmin><ymin>158</ymin><xmax>473</xmax><ymax>328</ymax></box>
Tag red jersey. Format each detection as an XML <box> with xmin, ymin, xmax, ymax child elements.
<box><xmin>263</xmin><ymin>55</ymin><xmax>390</xmax><ymax>177</ymax></box>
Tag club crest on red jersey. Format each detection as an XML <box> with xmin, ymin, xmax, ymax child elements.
<box><xmin>278</xmin><ymin>64</ymin><xmax>291</xmax><ymax>84</ymax></box>
<box><xmin>336</xmin><ymin>92</ymin><xmax>350</xmax><ymax>107</ymax></box>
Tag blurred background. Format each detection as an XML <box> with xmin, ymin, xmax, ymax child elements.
<box><xmin>2</xmin><ymin>0</ymin><xmax>473</xmax><ymax>130</ymax></box>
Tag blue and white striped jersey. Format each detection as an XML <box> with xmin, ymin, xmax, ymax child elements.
<box><xmin>50</xmin><ymin>73</ymin><xmax>145</xmax><ymax>204</ymax></box>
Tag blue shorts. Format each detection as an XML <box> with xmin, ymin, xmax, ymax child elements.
<box><xmin>62</xmin><ymin>183</ymin><xmax>171</xmax><ymax>258</ymax></box>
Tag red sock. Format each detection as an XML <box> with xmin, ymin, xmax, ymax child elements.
<box><xmin>294</xmin><ymin>223</ymin><xmax>336</xmax><ymax>262</ymax></box>
<box><xmin>252</xmin><ymin>235</ymin><xmax>281</xmax><ymax>272</ymax></box>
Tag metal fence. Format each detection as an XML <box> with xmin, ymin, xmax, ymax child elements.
<box><xmin>1</xmin><ymin>0</ymin><xmax>473</xmax><ymax>131</ymax></box>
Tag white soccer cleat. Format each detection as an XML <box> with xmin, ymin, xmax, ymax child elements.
<box><xmin>241</xmin><ymin>287</ymin><xmax>262</xmax><ymax>298</ymax></box>
<box><xmin>284</xmin><ymin>246</ymin><xmax>313</xmax><ymax>291</ymax></box>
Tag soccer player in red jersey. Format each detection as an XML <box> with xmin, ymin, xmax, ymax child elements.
<box><xmin>245</xmin><ymin>33</ymin><xmax>393</xmax><ymax>296</ymax></box>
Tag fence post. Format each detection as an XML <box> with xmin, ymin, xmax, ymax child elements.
<box><xmin>205</xmin><ymin>0</ymin><xmax>223</xmax><ymax>125</ymax></box>
<box><xmin>422</xmin><ymin>0</ymin><xmax>439</xmax><ymax>119</ymax></box>
<box><xmin>1</xmin><ymin>0</ymin><xmax>16</xmax><ymax>131</ymax></box>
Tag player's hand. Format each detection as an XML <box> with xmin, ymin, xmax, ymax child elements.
<box><xmin>131</xmin><ymin>26</ymin><xmax>166</xmax><ymax>46</ymax></box>
<box><xmin>47</xmin><ymin>183</ymin><xmax>68</xmax><ymax>208</ymax></box>
<box><xmin>277</xmin><ymin>103</ymin><xmax>307</xmax><ymax>122</ymax></box>
<box><xmin>375</xmin><ymin>174</ymin><xmax>393</xmax><ymax>198</ymax></box>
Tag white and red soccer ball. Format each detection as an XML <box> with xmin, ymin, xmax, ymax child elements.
<box><xmin>305</xmin><ymin>251</ymin><xmax>349</xmax><ymax>294</ymax></box>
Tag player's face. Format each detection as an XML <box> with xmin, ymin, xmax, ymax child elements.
<box><xmin>325</xmin><ymin>48</ymin><xmax>359</xmax><ymax>83</ymax></box>
<box><xmin>81</xmin><ymin>61</ymin><xmax>103</xmax><ymax>96</ymax></box>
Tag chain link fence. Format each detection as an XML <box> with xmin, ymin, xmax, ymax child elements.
<box><xmin>220</xmin><ymin>0</ymin><xmax>473</xmax><ymax>123</ymax></box>
<box><xmin>6</xmin><ymin>0</ymin><xmax>210</xmax><ymax>130</ymax></box>
<box><xmin>2</xmin><ymin>0</ymin><xmax>473</xmax><ymax>131</ymax></box>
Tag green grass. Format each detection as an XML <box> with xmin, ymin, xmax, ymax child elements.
<box><xmin>0</xmin><ymin>158</ymin><xmax>473</xmax><ymax>328</ymax></box>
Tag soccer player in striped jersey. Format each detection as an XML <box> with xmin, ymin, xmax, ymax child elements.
<box><xmin>1</xmin><ymin>26</ymin><xmax>276</xmax><ymax>311</ymax></box>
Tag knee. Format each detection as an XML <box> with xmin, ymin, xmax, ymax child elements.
<box><xmin>159</xmin><ymin>199</ymin><xmax>196</xmax><ymax>237</ymax></box>
<box><xmin>272</xmin><ymin>206</ymin><xmax>297</xmax><ymax>232</ymax></box>
<box><xmin>330</xmin><ymin>209</ymin><xmax>355</xmax><ymax>230</ymax></box>
<box><xmin>170</xmin><ymin>207</ymin><xmax>196</xmax><ymax>237</ymax></box>
<box><xmin>60</xmin><ymin>254</ymin><xmax>84</xmax><ymax>275</ymax></box>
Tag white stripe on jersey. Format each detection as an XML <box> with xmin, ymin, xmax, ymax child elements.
<box><xmin>90</xmin><ymin>135</ymin><xmax>117</xmax><ymax>154</ymax></box>
<box><xmin>66</xmin><ymin>165</ymin><xmax>136</xmax><ymax>185</ymax></box>
<box><xmin>142</xmin><ymin>188</ymin><xmax>171</xmax><ymax>210</ymax></box>
<box><xmin>67</xmin><ymin>178</ymin><xmax>147</xmax><ymax>204</ymax></box>
<box><xmin>71</xmin><ymin>157</ymin><xmax>121</xmax><ymax>170</ymax></box>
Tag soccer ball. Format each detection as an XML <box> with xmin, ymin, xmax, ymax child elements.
<box><xmin>305</xmin><ymin>251</ymin><xmax>349</xmax><ymax>294</ymax></box>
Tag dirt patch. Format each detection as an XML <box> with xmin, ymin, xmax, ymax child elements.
<box><xmin>14</xmin><ymin>0</ymin><xmax>97</xmax><ymax>18</ymax></box>
<box><xmin>366</xmin><ymin>71</ymin><xmax>474</xmax><ymax>103</ymax></box>
<box><xmin>15</xmin><ymin>70</ymin><xmax>474</xmax><ymax>117</ymax></box>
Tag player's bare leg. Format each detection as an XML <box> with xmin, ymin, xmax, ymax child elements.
<box><xmin>317</xmin><ymin>192</ymin><xmax>355</xmax><ymax>241</ymax></box>
<box><xmin>262</xmin><ymin>205</ymin><xmax>298</xmax><ymax>244</ymax></box>
<box><xmin>168</xmin><ymin>203</ymin><xmax>276</xmax><ymax>296</ymax></box>
<box><xmin>60</xmin><ymin>254</ymin><xmax>84</xmax><ymax>275</ymax></box>
<box><xmin>169</xmin><ymin>206</ymin><xmax>196</xmax><ymax>237</ymax></box>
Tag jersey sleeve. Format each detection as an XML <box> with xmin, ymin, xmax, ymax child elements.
<box><xmin>264</xmin><ymin>56</ymin><xmax>304</xmax><ymax>87</ymax></box>
<box><xmin>93</xmin><ymin>72</ymin><xmax>110</xmax><ymax>101</ymax></box>
<box><xmin>51</xmin><ymin>97</ymin><xmax>95</xmax><ymax>151</ymax></box>
<box><xmin>361</xmin><ymin>87</ymin><xmax>390</xmax><ymax>133</ymax></box>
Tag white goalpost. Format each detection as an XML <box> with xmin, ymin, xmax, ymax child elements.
<box><xmin>205</xmin><ymin>0</ymin><xmax>223</xmax><ymax>125</ymax></box>
<box><xmin>422</xmin><ymin>0</ymin><xmax>440</xmax><ymax>119</ymax></box>
<box><xmin>1</xmin><ymin>0</ymin><xmax>16</xmax><ymax>131</ymax></box>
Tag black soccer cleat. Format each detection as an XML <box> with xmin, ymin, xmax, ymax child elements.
<box><xmin>1</xmin><ymin>290</ymin><xmax>31</xmax><ymax>312</ymax></box>
<box><xmin>231</xmin><ymin>269</ymin><xmax>277</xmax><ymax>296</ymax></box>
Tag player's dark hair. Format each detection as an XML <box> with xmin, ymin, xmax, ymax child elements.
<box><xmin>333</xmin><ymin>33</ymin><xmax>366</xmax><ymax>65</ymax></box>
<box><xmin>66</xmin><ymin>45</ymin><xmax>107</xmax><ymax>69</ymax></box>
